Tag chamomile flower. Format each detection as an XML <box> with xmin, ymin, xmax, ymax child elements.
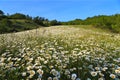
<box><xmin>90</xmin><ymin>71</ymin><xmax>97</xmax><ymax>77</ymax></box>
<box><xmin>110</xmin><ymin>74</ymin><xmax>116</xmax><ymax>79</ymax></box>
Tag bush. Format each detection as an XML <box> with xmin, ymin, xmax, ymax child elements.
<box><xmin>111</xmin><ymin>24</ymin><xmax>120</xmax><ymax>33</ymax></box>
<box><xmin>0</xmin><ymin>19</ymin><xmax>13</xmax><ymax>33</ymax></box>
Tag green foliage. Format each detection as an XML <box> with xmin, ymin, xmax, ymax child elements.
<box><xmin>0</xmin><ymin>10</ymin><xmax>7</xmax><ymax>20</ymax></box>
<box><xmin>0</xmin><ymin>15</ymin><xmax>7</xmax><ymax>20</ymax></box>
<box><xmin>63</xmin><ymin>15</ymin><xmax>120</xmax><ymax>33</ymax></box>
<box><xmin>0</xmin><ymin>19</ymin><xmax>12</xmax><ymax>33</ymax></box>
<box><xmin>50</xmin><ymin>20</ymin><xmax>61</xmax><ymax>26</ymax></box>
<box><xmin>26</xmin><ymin>15</ymin><xmax>32</xmax><ymax>20</ymax></box>
<box><xmin>33</xmin><ymin>17</ymin><xmax>61</xmax><ymax>26</ymax></box>
<box><xmin>111</xmin><ymin>24</ymin><xmax>120</xmax><ymax>33</ymax></box>
<box><xmin>11</xmin><ymin>20</ymin><xmax>39</xmax><ymax>32</ymax></box>
<box><xmin>33</xmin><ymin>16</ymin><xmax>44</xmax><ymax>25</ymax></box>
<box><xmin>9</xmin><ymin>13</ymin><xmax>26</xmax><ymax>19</ymax></box>
<box><xmin>0</xmin><ymin>10</ymin><xmax>4</xmax><ymax>16</ymax></box>
<box><xmin>62</xmin><ymin>19</ymin><xmax>83</xmax><ymax>25</ymax></box>
<box><xmin>0</xmin><ymin>18</ymin><xmax>39</xmax><ymax>33</ymax></box>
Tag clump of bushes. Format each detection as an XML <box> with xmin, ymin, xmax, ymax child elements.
<box><xmin>0</xmin><ymin>19</ymin><xmax>13</xmax><ymax>33</ymax></box>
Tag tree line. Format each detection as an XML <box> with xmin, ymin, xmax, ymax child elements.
<box><xmin>62</xmin><ymin>14</ymin><xmax>120</xmax><ymax>33</ymax></box>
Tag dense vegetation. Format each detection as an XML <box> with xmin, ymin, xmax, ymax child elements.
<box><xmin>0</xmin><ymin>26</ymin><xmax>120</xmax><ymax>80</ymax></box>
<box><xmin>0</xmin><ymin>9</ymin><xmax>120</xmax><ymax>33</ymax></box>
<box><xmin>62</xmin><ymin>14</ymin><xmax>120</xmax><ymax>33</ymax></box>
<box><xmin>0</xmin><ymin>10</ymin><xmax>61</xmax><ymax>34</ymax></box>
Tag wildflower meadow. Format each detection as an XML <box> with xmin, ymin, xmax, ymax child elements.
<box><xmin>0</xmin><ymin>26</ymin><xmax>120</xmax><ymax>80</ymax></box>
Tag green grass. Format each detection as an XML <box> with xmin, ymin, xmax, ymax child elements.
<box><xmin>67</xmin><ymin>25</ymin><xmax>112</xmax><ymax>33</ymax></box>
<box><xmin>0</xmin><ymin>25</ymin><xmax>120</xmax><ymax>80</ymax></box>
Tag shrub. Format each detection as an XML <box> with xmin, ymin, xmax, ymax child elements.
<box><xmin>111</xmin><ymin>24</ymin><xmax>120</xmax><ymax>33</ymax></box>
<box><xmin>0</xmin><ymin>19</ymin><xmax>13</xmax><ymax>33</ymax></box>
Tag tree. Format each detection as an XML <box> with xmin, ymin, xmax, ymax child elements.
<box><xmin>33</xmin><ymin>16</ymin><xmax>44</xmax><ymax>25</ymax></box>
<box><xmin>0</xmin><ymin>10</ymin><xmax>6</xmax><ymax>20</ymax></box>
<box><xmin>50</xmin><ymin>20</ymin><xmax>61</xmax><ymax>26</ymax></box>
<box><xmin>0</xmin><ymin>10</ymin><xmax>4</xmax><ymax>16</ymax></box>
<box><xmin>26</xmin><ymin>15</ymin><xmax>32</xmax><ymax>20</ymax></box>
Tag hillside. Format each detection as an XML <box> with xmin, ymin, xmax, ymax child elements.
<box><xmin>0</xmin><ymin>25</ymin><xmax>120</xmax><ymax>80</ymax></box>
<box><xmin>62</xmin><ymin>14</ymin><xmax>120</xmax><ymax>33</ymax></box>
<box><xmin>0</xmin><ymin>10</ymin><xmax>61</xmax><ymax>34</ymax></box>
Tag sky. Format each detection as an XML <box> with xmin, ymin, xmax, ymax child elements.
<box><xmin>0</xmin><ymin>0</ymin><xmax>120</xmax><ymax>21</ymax></box>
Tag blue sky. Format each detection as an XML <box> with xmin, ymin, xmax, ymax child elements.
<box><xmin>0</xmin><ymin>0</ymin><xmax>120</xmax><ymax>21</ymax></box>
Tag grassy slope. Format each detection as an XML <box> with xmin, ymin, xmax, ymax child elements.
<box><xmin>1</xmin><ymin>25</ymin><xmax>120</xmax><ymax>54</ymax></box>
<box><xmin>0</xmin><ymin>25</ymin><xmax>120</xmax><ymax>80</ymax></box>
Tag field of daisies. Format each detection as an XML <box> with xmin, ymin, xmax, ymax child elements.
<box><xmin>0</xmin><ymin>25</ymin><xmax>120</xmax><ymax>80</ymax></box>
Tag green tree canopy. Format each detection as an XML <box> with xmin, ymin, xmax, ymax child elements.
<box><xmin>50</xmin><ymin>20</ymin><xmax>61</xmax><ymax>26</ymax></box>
<box><xmin>33</xmin><ymin>16</ymin><xmax>44</xmax><ymax>25</ymax></box>
<box><xmin>9</xmin><ymin>13</ymin><xmax>26</xmax><ymax>19</ymax></box>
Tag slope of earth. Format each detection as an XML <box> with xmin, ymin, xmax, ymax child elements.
<box><xmin>0</xmin><ymin>25</ymin><xmax>120</xmax><ymax>80</ymax></box>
